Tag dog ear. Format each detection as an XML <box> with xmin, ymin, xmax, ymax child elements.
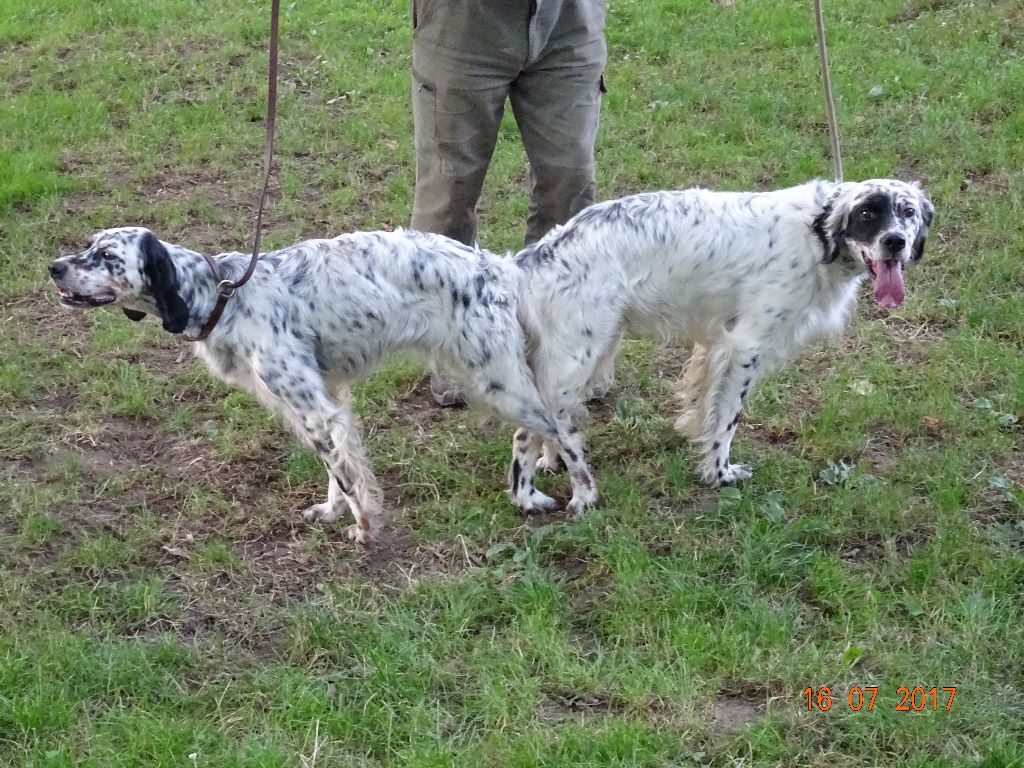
<box><xmin>141</xmin><ymin>231</ymin><xmax>190</xmax><ymax>333</ymax></box>
<box><xmin>911</xmin><ymin>195</ymin><xmax>935</xmax><ymax>263</ymax></box>
<box><xmin>812</xmin><ymin>204</ymin><xmax>842</xmax><ymax>264</ymax></box>
<box><xmin>123</xmin><ymin>308</ymin><xmax>147</xmax><ymax>321</ymax></box>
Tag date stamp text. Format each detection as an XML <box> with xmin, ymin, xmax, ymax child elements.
<box><xmin>803</xmin><ymin>686</ymin><xmax>957</xmax><ymax>712</ymax></box>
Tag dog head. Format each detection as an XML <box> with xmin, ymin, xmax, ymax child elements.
<box><xmin>49</xmin><ymin>227</ymin><xmax>191</xmax><ymax>333</ymax></box>
<box><xmin>814</xmin><ymin>179</ymin><xmax>935</xmax><ymax>308</ymax></box>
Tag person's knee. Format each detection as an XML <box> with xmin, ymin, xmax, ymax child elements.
<box><xmin>525</xmin><ymin>164</ymin><xmax>597</xmax><ymax>242</ymax></box>
<box><xmin>412</xmin><ymin>168</ymin><xmax>488</xmax><ymax>244</ymax></box>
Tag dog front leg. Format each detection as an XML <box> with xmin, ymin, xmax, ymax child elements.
<box><xmin>306</xmin><ymin>409</ymin><xmax>384</xmax><ymax>544</ymax></box>
<box><xmin>258</xmin><ymin>363</ymin><xmax>383</xmax><ymax>542</ymax></box>
<box><xmin>693</xmin><ymin>346</ymin><xmax>763</xmax><ymax>486</ymax></box>
<box><xmin>508</xmin><ymin>429</ymin><xmax>558</xmax><ymax>513</ymax></box>
<box><xmin>555</xmin><ymin>421</ymin><xmax>598</xmax><ymax>516</ymax></box>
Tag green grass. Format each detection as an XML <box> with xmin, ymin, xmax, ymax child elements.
<box><xmin>2</xmin><ymin>0</ymin><xmax>1022</xmax><ymax>765</ymax></box>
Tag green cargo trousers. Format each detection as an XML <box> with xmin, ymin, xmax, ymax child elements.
<box><xmin>410</xmin><ymin>0</ymin><xmax>607</xmax><ymax>246</ymax></box>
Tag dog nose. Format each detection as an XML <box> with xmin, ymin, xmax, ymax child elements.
<box><xmin>882</xmin><ymin>234</ymin><xmax>906</xmax><ymax>255</ymax></box>
<box><xmin>49</xmin><ymin>261</ymin><xmax>67</xmax><ymax>279</ymax></box>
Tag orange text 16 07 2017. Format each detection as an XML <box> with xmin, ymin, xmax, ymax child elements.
<box><xmin>802</xmin><ymin>686</ymin><xmax>957</xmax><ymax>712</ymax></box>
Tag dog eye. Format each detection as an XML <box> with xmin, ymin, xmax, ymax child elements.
<box><xmin>902</xmin><ymin>207</ymin><xmax>916</xmax><ymax>218</ymax></box>
<box><xmin>859</xmin><ymin>210</ymin><xmax>875</xmax><ymax>221</ymax></box>
<box><xmin>100</xmin><ymin>250</ymin><xmax>118</xmax><ymax>261</ymax></box>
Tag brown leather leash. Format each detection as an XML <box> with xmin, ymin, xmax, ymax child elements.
<box><xmin>184</xmin><ymin>0</ymin><xmax>281</xmax><ymax>342</ymax></box>
<box><xmin>813</xmin><ymin>0</ymin><xmax>843</xmax><ymax>182</ymax></box>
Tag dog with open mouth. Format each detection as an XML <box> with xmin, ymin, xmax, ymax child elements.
<box><xmin>509</xmin><ymin>178</ymin><xmax>934</xmax><ymax>500</ymax></box>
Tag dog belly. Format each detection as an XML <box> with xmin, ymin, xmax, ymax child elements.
<box><xmin>622</xmin><ymin>289</ymin><xmax>740</xmax><ymax>344</ymax></box>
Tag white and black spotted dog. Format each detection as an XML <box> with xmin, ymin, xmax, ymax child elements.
<box><xmin>49</xmin><ymin>228</ymin><xmax>598</xmax><ymax>542</ymax></box>
<box><xmin>511</xmin><ymin>178</ymin><xmax>934</xmax><ymax>501</ymax></box>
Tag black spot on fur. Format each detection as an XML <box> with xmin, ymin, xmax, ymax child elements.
<box><xmin>332</xmin><ymin>472</ymin><xmax>351</xmax><ymax>495</ymax></box>
<box><xmin>312</xmin><ymin>334</ymin><xmax>328</xmax><ymax>372</ymax></box>
<box><xmin>510</xmin><ymin>459</ymin><xmax>523</xmax><ymax>493</ymax></box>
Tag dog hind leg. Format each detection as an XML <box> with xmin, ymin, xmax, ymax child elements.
<box><xmin>462</xmin><ymin>355</ymin><xmax>597</xmax><ymax>516</ymax></box>
<box><xmin>673</xmin><ymin>343</ymin><xmax>711</xmax><ymax>440</ymax></box>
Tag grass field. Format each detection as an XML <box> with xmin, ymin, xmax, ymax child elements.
<box><xmin>1</xmin><ymin>0</ymin><xmax>1022</xmax><ymax>765</ymax></box>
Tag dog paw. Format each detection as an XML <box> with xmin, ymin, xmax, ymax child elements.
<box><xmin>345</xmin><ymin>523</ymin><xmax>375</xmax><ymax>544</ymax></box>
<box><xmin>536</xmin><ymin>452</ymin><xmax>565</xmax><ymax>473</ymax></box>
<box><xmin>303</xmin><ymin>502</ymin><xmax>341</xmax><ymax>523</ymax></box>
<box><xmin>717</xmin><ymin>463</ymin><xmax>753</xmax><ymax>486</ymax></box>
<box><xmin>514</xmin><ymin>489</ymin><xmax>558</xmax><ymax>515</ymax></box>
<box><xmin>587</xmin><ymin>381</ymin><xmax>612</xmax><ymax>402</ymax></box>
<box><xmin>565</xmin><ymin>494</ymin><xmax>596</xmax><ymax>519</ymax></box>
<box><xmin>700</xmin><ymin>461</ymin><xmax>753</xmax><ymax>487</ymax></box>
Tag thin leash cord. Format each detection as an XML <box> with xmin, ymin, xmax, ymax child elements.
<box><xmin>235</xmin><ymin>0</ymin><xmax>280</xmax><ymax>293</ymax></box>
<box><xmin>180</xmin><ymin>0</ymin><xmax>279</xmax><ymax>342</ymax></box>
<box><xmin>813</xmin><ymin>0</ymin><xmax>844</xmax><ymax>182</ymax></box>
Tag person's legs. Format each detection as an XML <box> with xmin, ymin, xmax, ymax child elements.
<box><xmin>410</xmin><ymin>1</ymin><xmax>531</xmax><ymax>404</ymax></box>
<box><xmin>411</xmin><ymin>77</ymin><xmax>506</xmax><ymax>246</ymax></box>
<box><xmin>510</xmin><ymin>14</ymin><xmax>608</xmax><ymax>403</ymax></box>
<box><xmin>512</xmin><ymin>65</ymin><xmax>602</xmax><ymax>245</ymax></box>
<box><xmin>413</xmin><ymin>69</ymin><xmax>508</xmax><ymax>404</ymax></box>
<box><xmin>510</xmin><ymin>1</ymin><xmax>606</xmax><ymax>245</ymax></box>
<box><xmin>410</xmin><ymin>0</ymin><xmax>532</xmax><ymax>244</ymax></box>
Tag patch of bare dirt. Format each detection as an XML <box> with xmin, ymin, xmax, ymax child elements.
<box><xmin>747</xmin><ymin>421</ymin><xmax>800</xmax><ymax>447</ymax></box>
<box><xmin>63</xmin><ymin>416</ymin><xmax>233</xmax><ymax>482</ymax></box>
<box><xmin>349</xmin><ymin>531</ymin><xmax>470</xmax><ymax>585</ymax></box>
<box><xmin>976</xmin><ymin>452</ymin><xmax>1024</xmax><ymax>525</ymax></box>
<box><xmin>856</xmin><ymin>428</ymin><xmax>909</xmax><ymax>477</ymax></box>
<box><xmin>961</xmin><ymin>168</ymin><xmax>1015</xmax><ymax>193</ymax></box>
<box><xmin>535</xmin><ymin>690</ymin><xmax>621</xmax><ymax>724</ymax></box>
<box><xmin>390</xmin><ymin>376</ymin><xmax>450</xmax><ymax>425</ymax></box>
<box><xmin>891</xmin><ymin>0</ymin><xmax>962</xmax><ymax>23</ymax></box>
<box><xmin>838</xmin><ymin>530</ymin><xmax>922</xmax><ymax>563</ymax></box>
<box><xmin>710</xmin><ymin>695</ymin><xmax>764</xmax><ymax>737</ymax></box>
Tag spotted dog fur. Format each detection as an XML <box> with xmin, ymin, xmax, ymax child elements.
<box><xmin>49</xmin><ymin>228</ymin><xmax>598</xmax><ymax>542</ymax></box>
<box><xmin>514</xmin><ymin>178</ymin><xmax>934</xmax><ymax>492</ymax></box>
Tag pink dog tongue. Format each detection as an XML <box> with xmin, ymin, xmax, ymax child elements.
<box><xmin>873</xmin><ymin>261</ymin><xmax>905</xmax><ymax>308</ymax></box>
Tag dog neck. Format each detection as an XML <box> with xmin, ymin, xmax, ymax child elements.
<box><xmin>125</xmin><ymin>242</ymin><xmax>224</xmax><ymax>338</ymax></box>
